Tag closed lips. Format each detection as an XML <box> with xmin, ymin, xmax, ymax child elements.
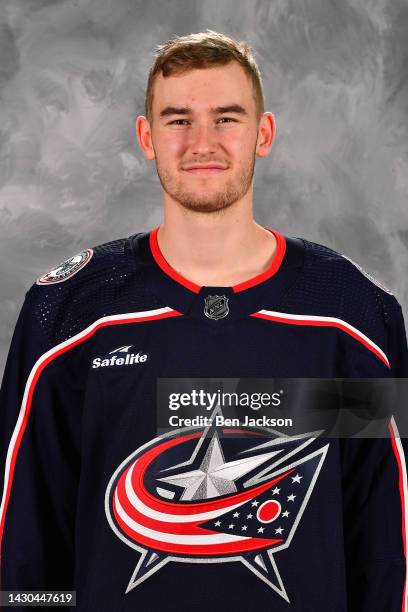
<box><xmin>183</xmin><ymin>164</ymin><xmax>228</xmax><ymax>173</ymax></box>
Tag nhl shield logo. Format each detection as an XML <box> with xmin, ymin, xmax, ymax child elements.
<box><xmin>204</xmin><ymin>294</ymin><xmax>229</xmax><ymax>320</ymax></box>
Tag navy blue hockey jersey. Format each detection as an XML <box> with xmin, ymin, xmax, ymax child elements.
<box><xmin>1</xmin><ymin>227</ymin><xmax>408</xmax><ymax>611</ymax></box>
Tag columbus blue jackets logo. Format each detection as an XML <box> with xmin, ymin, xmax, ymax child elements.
<box><xmin>204</xmin><ymin>295</ymin><xmax>229</xmax><ymax>320</ymax></box>
<box><xmin>105</xmin><ymin>409</ymin><xmax>328</xmax><ymax>602</ymax></box>
<box><xmin>36</xmin><ymin>249</ymin><xmax>93</xmax><ymax>285</ymax></box>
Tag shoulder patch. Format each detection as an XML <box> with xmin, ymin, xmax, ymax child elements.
<box><xmin>341</xmin><ymin>254</ymin><xmax>393</xmax><ymax>295</ymax></box>
<box><xmin>36</xmin><ymin>248</ymin><xmax>93</xmax><ymax>285</ymax></box>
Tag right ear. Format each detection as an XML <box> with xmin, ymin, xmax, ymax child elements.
<box><xmin>136</xmin><ymin>116</ymin><xmax>156</xmax><ymax>161</ymax></box>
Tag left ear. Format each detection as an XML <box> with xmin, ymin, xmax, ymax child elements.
<box><xmin>256</xmin><ymin>112</ymin><xmax>276</xmax><ymax>158</ymax></box>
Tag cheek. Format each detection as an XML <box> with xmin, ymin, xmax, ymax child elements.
<box><xmin>225</xmin><ymin>141</ymin><xmax>255</xmax><ymax>169</ymax></box>
<box><xmin>220</xmin><ymin>128</ymin><xmax>256</xmax><ymax>153</ymax></box>
<box><xmin>155</xmin><ymin>135</ymin><xmax>186</xmax><ymax>161</ymax></box>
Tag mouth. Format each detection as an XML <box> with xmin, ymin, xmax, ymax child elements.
<box><xmin>182</xmin><ymin>165</ymin><xmax>228</xmax><ymax>176</ymax></box>
<box><xmin>184</xmin><ymin>168</ymin><xmax>226</xmax><ymax>176</ymax></box>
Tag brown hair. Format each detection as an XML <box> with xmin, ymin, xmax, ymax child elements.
<box><xmin>145</xmin><ymin>30</ymin><xmax>265</xmax><ymax>123</ymax></box>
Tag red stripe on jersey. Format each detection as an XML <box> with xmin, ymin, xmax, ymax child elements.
<box><xmin>0</xmin><ymin>308</ymin><xmax>182</xmax><ymax>580</ymax></box>
<box><xmin>388</xmin><ymin>418</ymin><xmax>408</xmax><ymax>612</ymax></box>
<box><xmin>251</xmin><ymin>310</ymin><xmax>390</xmax><ymax>368</ymax></box>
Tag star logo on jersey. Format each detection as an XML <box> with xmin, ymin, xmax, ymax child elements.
<box><xmin>36</xmin><ymin>249</ymin><xmax>93</xmax><ymax>285</ymax></box>
<box><xmin>105</xmin><ymin>407</ymin><xmax>328</xmax><ymax>603</ymax></box>
<box><xmin>204</xmin><ymin>294</ymin><xmax>229</xmax><ymax>320</ymax></box>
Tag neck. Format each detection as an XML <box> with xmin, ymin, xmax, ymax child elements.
<box><xmin>156</xmin><ymin>198</ymin><xmax>277</xmax><ymax>287</ymax></box>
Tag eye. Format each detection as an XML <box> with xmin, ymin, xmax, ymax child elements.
<box><xmin>169</xmin><ymin>119</ymin><xmax>190</xmax><ymax>126</ymax></box>
<box><xmin>168</xmin><ymin>117</ymin><xmax>237</xmax><ymax>126</ymax></box>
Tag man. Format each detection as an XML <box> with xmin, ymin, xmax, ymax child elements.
<box><xmin>0</xmin><ymin>30</ymin><xmax>407</xmax><ymax>611</ymax></box>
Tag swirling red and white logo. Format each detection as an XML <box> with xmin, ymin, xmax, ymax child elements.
<box><xmin>105</xmin><ymin>411</ymin><xmax>328</xmax><ymax>603</ymax></box>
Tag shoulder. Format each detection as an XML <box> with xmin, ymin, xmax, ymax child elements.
<box><xmin>293</xmin><ymin>236</ymin><xmax>398</xmax><ymax>313</ymax></box>
<box><xmin>281</xmin><ymin>236</ymin><xmax>403</xmax><ymax>366</ymax></box>
<box><xmin>34</xmin><ymin>236</ymin><xmax>130</xmax><ymax>287</ymax></box>
<box><xmin>22</xmin><ymin>233</ymin><xmax>162</xmax><ymax>349</ymax></box>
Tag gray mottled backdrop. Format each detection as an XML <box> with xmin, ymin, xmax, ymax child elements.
<box><xmin>0</xmin><ymin>0</ymin><xmax>407</xmax><ymax>376</ymax></box>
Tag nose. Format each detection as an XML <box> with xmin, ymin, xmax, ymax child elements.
<box><xmin>189</xmin><ymin>123</ymin><xmax>217</xmax><ymax>156</ymax></box>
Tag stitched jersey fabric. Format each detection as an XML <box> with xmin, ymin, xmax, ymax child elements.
<box><xmin>1</xmin><ymin>227</ymin><xmax>407</xmax><ymax>611</ymax></box>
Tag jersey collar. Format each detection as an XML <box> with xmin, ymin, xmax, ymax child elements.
<box><xmin>148</xmin><ymin>226</ymin><xmax>287</xmax><ymax>294</ymax></box>
<box><xmin>127</xmin><ymin>227</ymin><xmax>305</xmax><ymax>324</ymax></box>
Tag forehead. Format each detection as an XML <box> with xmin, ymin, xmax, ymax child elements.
<box><xmin>152</xmin><ymin>61</ymin><xmax>256</xmax><ymax>114</ymax></box>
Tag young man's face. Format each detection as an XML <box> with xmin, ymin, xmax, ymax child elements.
<box><xmin>138</xmin><ymin>61</ymin><xmax>274</xmax><ymax>214</ymax></box>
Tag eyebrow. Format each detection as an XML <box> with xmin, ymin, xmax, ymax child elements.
<box><xmin>159</xmin><ymin>104</ymin><xmax>248</xmax><ymax>118</ymax></box>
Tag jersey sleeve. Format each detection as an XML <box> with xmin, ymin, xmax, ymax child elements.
<box><xmin>341</xmin><ymin>298</ymin><xmax>408</xmax><ymax>611</ymax></box>
<box><xmin>388</xmin><ymin>302</ymin><xmax>408</xmax><ymax>377</ymax></box>
<box><xmin>0</xmin><ymin>288</ymin><xmax>82</xmax><ymax>592</ymax></box>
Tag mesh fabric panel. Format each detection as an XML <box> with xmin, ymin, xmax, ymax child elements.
<box><xmin>27</xmin><ymin>236</ymin><xmax>165</xmax><ymax>350</ymax></box>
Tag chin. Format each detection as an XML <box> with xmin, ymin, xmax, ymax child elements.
<box><xmin>177</xmin><ymin>197</ymin><xmax>238</xmax><ymax>214</ymax></box>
